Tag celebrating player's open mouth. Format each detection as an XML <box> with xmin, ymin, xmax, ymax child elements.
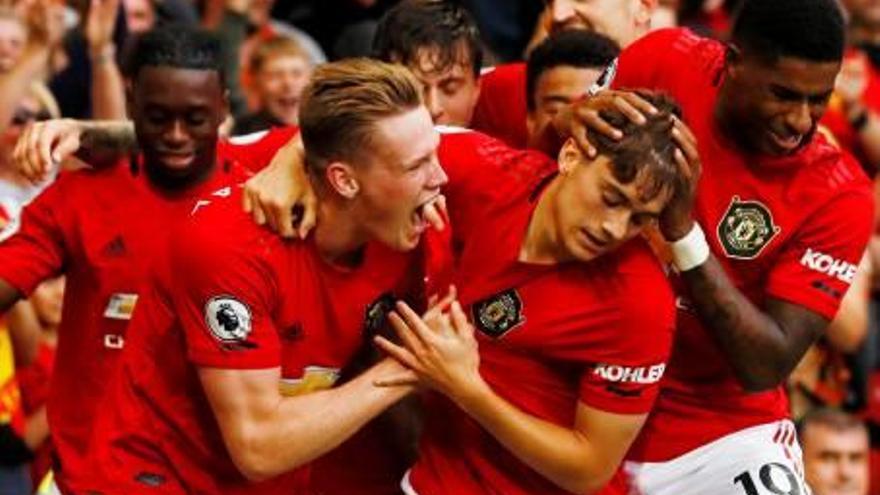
<box><xmin>413</xmin><ymin>194</ymin><xmax>445</xmax><ymax>234</ymax></box>
<box><xmin>766</xmin><ymin>127</ymin><xmax>804</xmax><ymax>153</ymax></box>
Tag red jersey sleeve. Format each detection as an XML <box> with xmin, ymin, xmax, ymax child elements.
<box><xmin>224</xmin><ymin>126</ymin><xmax>299</xmax><ymax>173</ymax></box>
<box><xmin>766</xmin><ymin>187</ymin><xmax>873</xmax><ymax>320</ymax></box>
<box><xmin>577</xmin><ymin>245</ymin><xmax>676</xmax><ymax>415</ymax></box>
<box><xmin>0</xmin><ymin>179</ymin><xmax>68</xmax><ymax>296</ymax></box>
<box><xmin>613</xmin><ymin>28</ymin><xmax>683</xmax><ymax>91</ymax></box>
<box><xmin>167</xmin><ymin>205</ymin><xmax>281</xmax><ymax>369</ymax></box>
<box><xmin>471</xmin><ymin>63</ymin><xmax>529</xmax><ymax>148</ymax></box>
<box><xmin>438</xmin><ymin>128</ymin><xmax>555</xmax><ymax>243</ymax></box>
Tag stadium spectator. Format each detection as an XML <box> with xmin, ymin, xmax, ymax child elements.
<box><xmin>820</xmin><ymin>0</ymin><xmax>880</xmax><ymax>173</ymax></box>
<box><xmin>800</xmin><ymin>408</ymin><xmax>870</xmax><ymax>495</ymax></box>
<box><xmin>233</xmin><ymin>35</ymin><xmax>312</xmax><ymax>135</ymax></box>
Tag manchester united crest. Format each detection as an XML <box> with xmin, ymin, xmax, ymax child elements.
<box><xmin>716</xmin><ymin>196</ymin><xmax>781</xmax><ymax>259</ymax></box>
<box><xmin>364</xmin><ymin>292</ymin><xmax>395</xmax><ymax>336</ymax></box>
<box><xmin>471</xmin><ymin>289</ymin><xmax>524</xmax><ymax>339</ymax></box>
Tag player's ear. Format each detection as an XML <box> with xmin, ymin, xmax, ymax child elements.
<box><xmin>221</xmin><ymin>89</ymin><xmax>231</xmax><ymax>118</ymax></box>
<box><xmin>635</xmin><ymin>0</ymin><xmax>657</xmax><ymax>26</ymax></box>
<box><xmin>725</xmin><ymin>43</ymin><xmax>743</xmax><ymax>76</ymax></box>
<box><xmin>325</xmin><ymin>161</ymin><xmax>360</xmax><ymax>199</ymax></box>
<box><xmin>557</xmin><ymin>138</ymin><xmax>582</xmax><ymax>175</ymax></box>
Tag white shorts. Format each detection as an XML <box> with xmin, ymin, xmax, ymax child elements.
<box><xmin>624</xmin><ymin>420</ymin><xmax>812</xmax><ymax>495</ymax></box>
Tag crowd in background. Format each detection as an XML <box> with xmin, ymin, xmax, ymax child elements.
<box><xmin>0</xmin><ymin>0</ymin><xmax>879</xmax><ymax>494</ymax></box>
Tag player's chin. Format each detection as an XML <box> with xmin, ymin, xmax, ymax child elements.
<box><xmin>398</xmin><ymin>227</ymin><xmax>423</xmax><ymax>252</ymax></box>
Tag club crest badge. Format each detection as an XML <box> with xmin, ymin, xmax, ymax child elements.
<box><xmin>471</xmin><ymin>289</ymin><xmax>524</xmax><ymax>339</ymax></box>
<box><xmin>717</xmin><ymin>196</ymin><xmax>781</xmax><ymax>259</ymax></box>
<box><xmin>205</xmin><ymin>296</ymin><xmax>252</xmax><ymax>344</ymax></box>
<box><xmin>364</xmin><ymin>292</ymin><xmax>396</xmax><ymax>336</ymax></box>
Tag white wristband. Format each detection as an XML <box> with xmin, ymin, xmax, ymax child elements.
<box><xmin>670</xmin><ymin>223</ymin><xmax>710</xmax><ymax>272</ymax></box>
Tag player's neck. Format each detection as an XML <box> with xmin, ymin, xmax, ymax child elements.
<box><xmin>519</xmin><ymin>179</ymin><xmax>567</xmax><ymax>265</ymax></box>
<box><xmin>313</xmin><ymin>198</ymin><xmax>368</xmax><ymax>269</ymax></box>
<box><xmin>144</xmin><ymin>156</ymin><xmax>217</xmax><ymax>194</ymax></box>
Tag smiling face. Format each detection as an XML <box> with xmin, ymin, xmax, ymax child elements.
<box><xmin>255</xmin><ymin>53</ymin><xmax>311</xmax><ymax>126</ymax></box>
<box><xmin>0</xmin><ymin>16</ymin><xmax>26</xmax><ymax>73</ymax></box>
<box><xmin>350</xmin><ymin>106</ymin><xmax>448</xmax><ymax>252</ymax></box>
<box><xmin>527</xmin><ymin>64</ymin><xmax>605</xmax><ymax>148</ymax></box>
<box><xmin>130</xmin><ymin>66</ymin><xmax>227</xmax><ymax>187</ymax></box>
<box><xmin>803</xmin><ymin>424</ymin><xmax>870</xmax><ymax>495</ymax></box>
<box><xmin>551</xmin><ymin>140</ymin><xmax>671</xmax><ymax>262</ymax></box>
<box><xmin>719</xmin><ymin>53</ymin><xmax>840</xmax><ymax>156</ymax></box>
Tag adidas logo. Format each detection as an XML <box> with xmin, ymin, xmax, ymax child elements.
<box><xmin>102</xmin><ymin>236</ymin><xmax>127</xmax><ymax>257</ymax></box>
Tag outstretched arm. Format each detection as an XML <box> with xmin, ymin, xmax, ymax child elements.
<box><xmin>201</xmin><ymin>359</ymin><xmax>413</xmax><ymax>481</ymax></box>
<box><xmin>13</xmin><ymin>119</ymin><xmax>135</xmax><ymax>182</ymax></box>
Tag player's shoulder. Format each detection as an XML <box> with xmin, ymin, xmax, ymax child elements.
<box><xmin>479</xmin><ymin>62</ymin><xmax>526</xmax><ymax>86</ymax></box>
<box><xmin>792</xmin><ymin>136</ymin><xmax>873</xmax><ymax>207</ymax></box>
<box><xmin>222</xmin><ymin>126</ymin><xmax>298</xmax><ymax>172</ymax></box>
<box><xmin>632</xmin><ymin>27</ymin><xmax>718</xmax><ymax>55</ymax></box>
<box><xmin>438</xmin><ymin>126</ymin><xmax>552</xmax><ymax>170</ymax></box>
<box><xmin>178</xmin><ymin>186</ymin><xmax>277</xmax><ymax>260</ymax></box>
<box><xmin>623</xmin><ymin>27</ymin><xmax>724</xmax><ymax>80</ymax></box>
<box><xmin>608</xmin><ymin>239</ymin><xmax>676</xmax><ymax>320</ymax></box>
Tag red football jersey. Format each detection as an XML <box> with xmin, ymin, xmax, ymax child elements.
<box><xmin>0</xmin><ymin>128</ymin><xmax>290</xmax><ymax>491</ymax></box>
<box><xmin>407</xmin><ymin>129</ymin><xmax>676</xmax><ymax>495</ymax></box>
<box><xmin>86</xmin><ymin>185</ymin><xmax>422</xmax><ymax>495</ymax></box>
<box><xmin>613</xmin><ymin>28</ymin><xmax>874</xmax><ymax>461</ymax></box>
<box><xmin>472</xmin><ymin>63</ymin><xmax>530</xmax><ymax>148</ymax></box>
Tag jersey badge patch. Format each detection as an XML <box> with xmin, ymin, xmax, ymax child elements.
<box><xmin>364</xmin><ymin>292</ymin><xmax>396</xmax><ymax>336</ymax></box>
<box><xmin>204</xmin><ymin>296</ymin><xmax>252</xmax><ymax>345</ymax></box>
<box><xmin>471</xmin><ymin>289</ymin><xmax>524</xmax><ymax>339</ymax></box>
<box><xmin>103</xmin><ymin>293</ymin><xmax>139</xmax><ymax>320</ymax></box>
<box><xmin>717</xmin><ymin>196</ymin><xmax>780</xmax><ymax>259</ymax></box>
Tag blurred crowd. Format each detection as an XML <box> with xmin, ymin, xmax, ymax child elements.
<box><xmin>1</xmin><ymin>0</ymin><xmax>880</xmax><ymax>494</ymax></box>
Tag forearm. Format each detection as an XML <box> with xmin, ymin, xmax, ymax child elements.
<box><xmin>77</xmin><ymin>120</ymin><xmax>137</xmax><ymax>164</ymax></box>
<box><xmin>5</xmin><ymin>301</ymin><xmax>41</xmax><ymax>367</ymax></box>
<box><xmin>681</xmin><ymin>256</ymin><xmax>816</xmax><ymax>390</ymax></box>
<box><xmin>22</xmin><ymin>406</ymin><xmax>48</xmax><ymax>451</ymax></box>
<box><xmin>228</xmin><ymin>364</ymin><xmax>410</xmax><ymax>480</ymax></box>
<box><xmin>456</xmin><ymin>382</ymin><xmax>612</xmax><ymax>494</ymax></box>
<box><xmin>89</xmin><ymin>46</ymin><xmax>127</xmax><ymax>120</ymax></box>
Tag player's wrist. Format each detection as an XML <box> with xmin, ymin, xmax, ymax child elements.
<box><xmin>670</xmin><ymin>222</ymin><xmax>710</xmax><ymax>272</ymax></box>
<box><xmin>450</xmin><ymin>374</ymin><xmax>492</xmax><ymax>411</ymax></box>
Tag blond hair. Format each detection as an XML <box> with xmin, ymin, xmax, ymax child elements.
<box><xmin>248</xmin><ymin>35</ymin><xmax>310</xmax><ymax>75</ymax></box>
<box><xmin>299</xmin><ymin>58</ymin><xmax>422</xmax><ymax>178</ymax></box>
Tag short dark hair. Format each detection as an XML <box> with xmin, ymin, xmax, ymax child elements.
<box><xmin>299</xmin><ymin>59</ymin><xmax>423</xmax><ymax>181</ymax></box>
<box><xmin>127</xmin><ymin>25</ymin><xmax>223</xmax><ymax>83</ymax></box>
<box><xmin>730</xmin><ymin>0</ymin><xmax>844</xmax><ymax>64</ymax></box>
<box><xmin>526</xmin><ymin>30</ymin><xmax>620</xmax><ymax>112</ymax></box>
<box><xmin>797</xmin><ymin>408</ymin><xmax>868</xmax><ymax>440</ymax></box>
<box><xmin>588</xmin><ymin>91</ymin><xmax>683</xmax><ymax>202</ymax></box>
<box><xmin>372</xmin><ymin>0</ymin><xmax>483</xmax><ymax>77</ymax></box>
